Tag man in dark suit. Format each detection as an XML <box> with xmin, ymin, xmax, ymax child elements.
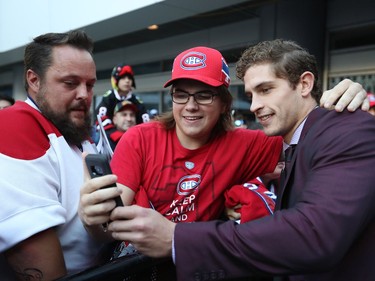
<box><xmin>80</xmin><ymin>40</ymin><xmax>374</xmax><ymax>281</ymax></box>
<box><xmin>169</xmin><ymin>40</ymin><xmax>375</xmax><ymax>280</ymax></box>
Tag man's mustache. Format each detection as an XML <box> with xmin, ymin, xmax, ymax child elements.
<box><xmin>69</xmin><ymin>101</ymin><xmax>89</xmax><ymax>112</ymax></box>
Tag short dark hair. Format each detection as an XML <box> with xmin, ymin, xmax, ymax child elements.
<box><xmin>236</xmin><ymin>39</ymin><xmax>322</xmax><ymax>103</ymax></box>
<box><xmin>24</xmin><ymin>30</ymin><xmax>94</xmax><ymax>91</ymax></box>
<box><xmin>0</xmin><ymin>93</ymin><xmax>15</xmax><ymax>105</ymax></box>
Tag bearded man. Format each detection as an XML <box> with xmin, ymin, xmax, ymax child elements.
<box><xmin>0</xmin><ymin>30</ymin><xmax>106</xmax><ymax>281</ymax></box>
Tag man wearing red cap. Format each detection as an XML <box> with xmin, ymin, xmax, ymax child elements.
<box><xmin>79</xmin><ymin>46</ymin><xmax>369</xmax><ymax>280</ymax></box>
<box><xmin>105</xmin><ymin>100</ymin><xmax>138</xmax><ymax>150</ymax></box>
<box><xmin>95</xmin><ymin>63</ymin><xmax>149</xmax><ymax>125</ymax></box>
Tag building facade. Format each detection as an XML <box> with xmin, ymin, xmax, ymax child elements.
<box><xmin>0</xmin><ymin>0</ymin><xmax>374</xmax><ymax>120</ymax></box>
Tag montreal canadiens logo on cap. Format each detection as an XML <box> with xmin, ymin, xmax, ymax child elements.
<box><xmin>180</xmin><ymin>51</ymin><xmax>206</xmax><ymax>70</ymax></box>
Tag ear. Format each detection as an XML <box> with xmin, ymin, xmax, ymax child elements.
<box><xmin>26</xmin><ymin>69</ymin><xmax>41</xmax><ymax>94</ymax></box>
<box><xmin>299</xmin><ymin>71</ymin><xmax>314</xmax><ymax>97</ymax></box>
<box><xmin>112</xmin><ymin>114</ymin><xmax>119</xmax><ymax>125</ymax></box>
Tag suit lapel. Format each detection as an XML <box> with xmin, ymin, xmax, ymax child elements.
<box><xmin>276</xmin><ymin>108</ymin><xmax>324</xmax><ymax>210</ymax></box>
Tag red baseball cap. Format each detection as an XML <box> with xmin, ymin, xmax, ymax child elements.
<box><xmin>164</xmin><ymin>46</ymin><xmax>231</xmax><ymax>88</ymax></box>
<box><xmin>367</xmin><ymin>92</ymin><xmax>375</xmax><ymax>108</ymax></box>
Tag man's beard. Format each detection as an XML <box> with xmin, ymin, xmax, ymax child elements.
<box><xmin>36</xmin><ymin>95</ymin><xmax>92</xmax><ymax>146</ymax></box>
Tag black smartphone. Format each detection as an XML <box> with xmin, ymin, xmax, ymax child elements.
<box><xmin>85</xmin><ymin>154</ymin><xmax>124</xmax><ymax>207</ymax></box>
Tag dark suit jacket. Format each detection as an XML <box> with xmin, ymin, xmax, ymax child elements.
<box><xmin>174</xmin><ymin>108</ymin><xmax>375</xmax><ymax>281</ymax></box>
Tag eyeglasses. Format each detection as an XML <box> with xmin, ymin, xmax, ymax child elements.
<box><xmin>171</xmin><ymin>91</ymin><xmax>218</xmax><ymax>105</ymax></box>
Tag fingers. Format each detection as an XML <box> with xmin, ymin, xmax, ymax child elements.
<box><xmin>320</xmin><ymin>79</ymin><xmax>368</xmax><ymax>112</ymax></box>
<box><xmin>108</xmin><ymin>206</ymin><xmax>175</xmax><ymax>258</ymax></box>
<box><xmin>225</xmin><ymin>204</ymin><xmax>242</xmax><ymax>220</ymax></box>
<box><xmin>109</xmin><ymin>206</ymin><xmax>153</xmax><ymax>244</ymax></box>
<box><xmin>110</xmin><ymin>204</ymin><xmax>145</xmax><ymax>221</ymax></box>
<box><xmin>79</xmin><ymin>173</ymin><xmax>120</xmax><ymax>226</ymax></box>
<box><xmin>335</xmin><ymin>80</ymin><xmax>367</xmax><ymax>112</ymax></box>
<box><xmin>80</xmin><ymin>201</ymin><xmax>115</xmax><ymax>226</ymax></box>
<box><xmin>79</xmin><ymin>189</ymin><xmax>119</xmax><ymax>226</ymax></box>
<box><xmin>340</xmin><ymin>91</ymin><xmax>368</xmax><ymax>112</ymax></box>
<box><xmin>80</xmin><ymin>173</ymin><xmax>118</xmax><ymax>196</ymax></box>
<box><xmin>320</xmin><ymin>79</ymin><xmax>349</xmax><ymax>110</ymax></box>
<box><xmin>361</xmin><ymin>96</ymin><xmax>370</xmax><ymax>111</ymax></box>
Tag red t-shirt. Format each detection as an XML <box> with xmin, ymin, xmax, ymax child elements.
<box><xmin>111</xmin><ymin>122</ymin><xmax>282</xmax><ymax>222</ymax></box>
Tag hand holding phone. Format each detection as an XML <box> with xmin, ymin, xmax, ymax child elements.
<box><xmin>85</xmin><ymin>154</ymin><xmax>124</xmax><ymax>207</ymax></box>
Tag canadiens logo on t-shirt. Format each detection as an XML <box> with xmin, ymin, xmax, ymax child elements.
<box><xmin>176</xmin><ymin>174</ymin><xmax>201</xmax><ymax>195</ymax></box>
